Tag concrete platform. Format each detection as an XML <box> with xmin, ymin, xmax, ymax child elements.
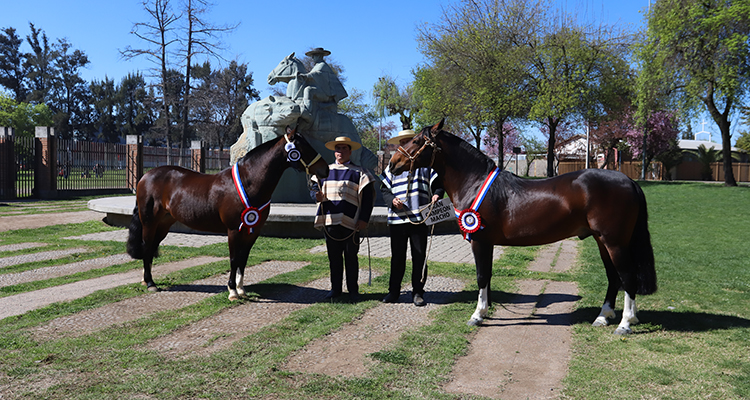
<box><xmin>89</xmin><ymin>197</ymin><xmax>460</xmax><ymax>239</ymax></box>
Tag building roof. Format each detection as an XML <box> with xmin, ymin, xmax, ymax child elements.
<box><xmin>678</xmin><ymin>139</ymin><xmax>745</xmax><ymax>153</ymax></box>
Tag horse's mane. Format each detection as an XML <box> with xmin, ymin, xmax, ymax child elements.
<box><xmin>436</xmin><ymin>129</ymin><xmax>524</xmax><ymax>204</ymax></box>
<box><xmin>238</xmin><ymin>135</ymin><xmax>281</xmax><ymax>164</ymax></box>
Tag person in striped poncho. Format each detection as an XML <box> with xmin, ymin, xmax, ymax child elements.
<box><xmin>311</xmin><ymin>136</ymin><xmax>376</xmax><ymax>301</ymax></box>
<box><xmin>380</xmin><ymin>130</ymin><xmax>444</xmax><ymax>306</ymax></box>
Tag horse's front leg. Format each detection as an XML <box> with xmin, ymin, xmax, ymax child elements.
<box><xmin>468</xmin><ymin>240</ymin><xmax>494</xmax><ymax>326</ymax></box>
<box><xmin>227</xmin><ymin>231</ymin><xmax>255</xmax><ymax>301</ymax></box>
<box><xmin>593</xmin><ymin>242</ymin><xmax>619</xmax><ymax>327</ymax></box>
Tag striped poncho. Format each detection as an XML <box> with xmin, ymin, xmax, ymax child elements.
<box><xmin>312</xmin><ymin>162</ymin><xmax>376</xmax><ymax>231</ymax></box>
<box><xmin>380</xmin><ymin>166</ymin><xmax>441</xmax><ymax>225</ymax></box>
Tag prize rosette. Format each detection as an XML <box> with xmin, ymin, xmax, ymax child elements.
<box><xmin>285</xmin><ymin>142</ymin><xmax>301</xmax><ymax>162</ymax></box>
<box><xmin>458</xmin><ymin>208</ymin><xmax>481</xmax><ymax>234</ymax></box>
<box><xmin>240</xmin><ymin>206</ymin><xmax>261</xmax><ymax>233</ymax></box>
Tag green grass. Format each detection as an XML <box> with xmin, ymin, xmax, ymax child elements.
<box><xmin>1</xmin><ymin>183</ymin><xmax>749</xmax><ymax>399</ymax></box>
<box><xmin>564</xmin><ymin>182</ymin><xmax>750</xmax><ymax>399</ymax></box>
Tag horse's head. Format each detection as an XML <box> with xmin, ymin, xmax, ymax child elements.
<box><xmin>268</xmin><ymin>53</ymin><xmax>306</xmax><ymax>85</ymax></box>
<box><xmin>389</xmin><ymin>119</ymin><xmax>444</xmax><ymax>175</ymax></box>
<box><xmin>283</xmin><ymin>125</ymin><xmax>329</xmax><ymax>179</ymax></box>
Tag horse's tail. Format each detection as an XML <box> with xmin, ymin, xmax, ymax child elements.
<box><xmin>630</xmin><ymin>184</ymin><xmax>657</xmax><ymax>295</ymax></box>
<box><xmin>126</xmin><ymin>205</ymin><xmax>144</xmax><ymax>260</ymax></box>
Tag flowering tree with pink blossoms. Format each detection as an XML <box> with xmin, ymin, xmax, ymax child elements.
<box><xmin>624</xmin><ymin>110</ymin><xmax>680</xmax><ymax>172</ymax></box>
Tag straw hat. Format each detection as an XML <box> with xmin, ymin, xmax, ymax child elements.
<box><xmin>325</xmin><ymin>136</ymin><xmax>361</xmax><ymax>151</ymax></box>
<box><xmin>387</xmin><ymin>129</ymin><xmax>417</xmax><ymax>145</ymax></box>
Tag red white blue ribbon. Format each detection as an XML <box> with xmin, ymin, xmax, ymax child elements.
<box><xmin>232</xmin><ymin>164</ymin><xmax>270</xmax><ymax>234</ymax></box>
<box><xmin>454</xmin><ymin>167</ymin><xmax>500</xmax><ymax>240</ymax></box>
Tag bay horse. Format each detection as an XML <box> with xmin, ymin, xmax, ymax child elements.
<box><xmin>388</xmin><ymin>120</ymin><xmax>656</xmax><ymax>334</ymax></box>
<box><xmin>126</xmin><ymin>126</ymin><xmax>328</xmax><ymax>300</ymax></box>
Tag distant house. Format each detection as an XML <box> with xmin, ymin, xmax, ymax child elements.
<box><xmin>678</xmin><ymin>139</ymin><xmax>748</xmax><ymax>162</ymax></box>
<box><xmin>673</xmin><ymin>139</ymin><xmax>749</xmax><ymax>181</ymax></box>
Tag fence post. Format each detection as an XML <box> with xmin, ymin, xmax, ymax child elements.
<box><xmin>0</xmin><ymin>127</ymin><xmax>16</xmax><ymax>199</ymax></box>
<box><xmin>191</xmin><ymin>140</ymin><xmax>205</xmax><ymax>173</ymax></box>
<box><xmin>34</xmin><ymin>126</ymin><xmax>56</xmax><ymax>199</ymax></box>
<box><xmin>127</xmin><ymin>135</ymin><xmax>143</xmax><ymax>193</ymax></box>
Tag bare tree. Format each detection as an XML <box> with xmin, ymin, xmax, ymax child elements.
<box><xmin>121</xmin><ymin>0</ymin><xmax>180</xmax><ymax>161</ymax></box>
<box><xmin>177</xmin><ymin>0</ymin><xmax>238</xmax><ymax>151</ymax></box>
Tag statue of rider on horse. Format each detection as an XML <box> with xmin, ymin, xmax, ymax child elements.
<box><xmin>230</xmin><ymin>49</ymin><xmax>377</xmax><ymax>203</ymax></box>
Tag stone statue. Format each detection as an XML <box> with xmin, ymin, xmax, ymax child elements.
<box><xmin>230</xmin><ymin>48</ymin><xmax>377</xmax><ymax>202</ymax></box>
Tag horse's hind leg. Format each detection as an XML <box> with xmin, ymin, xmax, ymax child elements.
<box><xmin>468</xmin><ymin>240</ymin><xmax>494</xmax><ymax>326</ymax></box>
<box><xmin>141</xmin><ymin>221</ymin><xmax>172</xmax><ymax>291</ymax></box>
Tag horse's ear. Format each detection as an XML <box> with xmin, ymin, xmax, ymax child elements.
<box><xmin>285</xmin><ymin>125</ymin><xmax>296</xmax><ymax>138</ymax></box>
<box><xmin>429</xmin><ymin>119</ymin><xmax>445</xmax><ymax>138</ymax></box>
<box><xmin>288</xmin><ymin>52</ymin><xmax>295</xmax><ymax>59</ymax></box>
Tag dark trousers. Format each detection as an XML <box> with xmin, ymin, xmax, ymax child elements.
<box><xmin>325</xmin><ymin>225</ymin><xmax>360</xmax><ymax>294</ymax></box>
<box><xmin>388</xmin><ymin>223</ymin><xmax>428</xmax><ymax>296</ymax></box>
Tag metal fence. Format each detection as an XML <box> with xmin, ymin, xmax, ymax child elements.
<box><xmin>56</xmin><ymin>139</ymin><xmax>129</xmax><ymax>191</ymax></box>
<box><xmin>0</xmin><ymin>134</ymin><xmax>232</xmax><ymax>200</ymax></box>
<box><xmin>0</xmin><ymin>135</ymin><xmax>35</xmax><ymax>199</ymax></box>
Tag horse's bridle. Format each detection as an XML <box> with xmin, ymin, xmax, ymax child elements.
<box><xmin>397</xmin><ymin>133</ymin><xmax>440</xmax><ymax>176</ymax></box>
<box><xmin>284</xmin><ymin>134</ymin><xmax>322</xmax><ymax>175</ymax></box>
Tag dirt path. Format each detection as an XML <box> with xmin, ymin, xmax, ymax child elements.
<box><xmin>0</xmin><ymin>210</ymin><xmax>102</xmax><ymax>232</ymax></box>
<box><xmin>445</xmin><ymin>240</ymin><xmax>579</xmax><ymax>399</ymax></box>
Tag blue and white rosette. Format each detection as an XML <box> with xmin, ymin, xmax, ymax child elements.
<box><xmin>285</xmin><ymin>142</ymin><xmax>301</xmax><ymax>162</ymax></box>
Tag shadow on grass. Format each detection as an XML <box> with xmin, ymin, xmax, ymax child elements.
<box><xmin>570</xmin><ymin>307</ymin><xmax>750</xmax><ymax>332</ymax></box>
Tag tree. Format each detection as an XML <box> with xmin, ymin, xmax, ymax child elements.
<box><xmin>526</xmin><ymin>21</ymin><xmax>635</xmax><ymax>177</ymax></box>
<box><xmin>23</xmin><ymin>23</ymin><xmax>58</xmax><ymax>106</ymax></box>
<box><xmin>0</xmin><ymin>27</ymin><xmax>27</xmax><ymax>102</ymax></box>
<box><xmin>121</xmin><ymin>0</ymin><xmax>180</xmax><ymax>157</ymax></box>
<box><xmin>415</xmin><ymin>0</ymin><xmax>532</xmax><ymax>160</ymax></box>
<box><xmin>90</xmin><ymin>77</ymin><xmax>119</xmax><ymax>142</ymax></box>
<box><xmin>624</xmin><ymin>110</ymin><xmax>681</xmax><ymax>173</ymax></box>
<box><xmin>639</xmin><ymin>0</ymin><xmax>750</xmax><ymax>186</ymax></box>
<box><xmin>735</xmin><ymin>106</ymin><xmax>750</xmax><ymax>151</ymax></box>
<box><xmin>372</xmin><ymin>75</ymin><xmax>420</xmax><ymax>130</ymax></box>
<box><xmin>118</xmin><ymin>72</ymin><xmax>154</xmax><ymax>138</ymax></box>
<box><xmin>52</xmin><ymin>38</ymin><xmax>91</xmax><ymax>139</ymax></box>
<box><xmin>0</xmin><ymin>92</ymin><xmax>53</xmax><ymax>137</ymax></box>
<box><xmin>736</xmin><ymin>131</ymin><xmax>750</xmax><ymax>152</ymax></box>
<box><xmin>192</xmin><ymin>60</ymin><xmax>258</xmax><ymax>150</ymax></box>
<box><xmin>176</xmin><ymin>0</ymin><xmax>238</xmax><ymax>151</ymax></box>
<box><xmin>687</xmin><ymin>143</ymin><xmax>721</xmax><ymax>181</ymax></box>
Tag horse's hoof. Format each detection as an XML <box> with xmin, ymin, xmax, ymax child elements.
<box><xmin>592</xmin><ymin>317</ymin><xmax>609</xmax><ymax>327</ymax></box>
<box><xmin>467</xmin><ymin>318</ymin><xmax>483</xmax><ymax>326</ymax></box>
<box><xmin>147</xmin><ymin>286</ymin><xmax>160</xmax><ymax>292</ymax></box>
<box><xmin>614</xmin><ymin>327</ymin><xmax>632</xmax><ymax>335</ymax></box>
<box><xmin>228</xmin><ymin>294</ymin><xmax>239</xmax><ymax>301</ymax></box>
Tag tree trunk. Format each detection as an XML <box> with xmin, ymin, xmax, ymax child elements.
<box><xmin>546</xmin><ymin>117</ymin><xmax>559</xmax><ymax>177</ymax></box>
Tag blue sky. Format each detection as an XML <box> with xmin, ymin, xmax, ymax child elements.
<box><xmin>12</xmin><ymin>1</ymin><xmax>735</xmax><ymax>141</ymax></box>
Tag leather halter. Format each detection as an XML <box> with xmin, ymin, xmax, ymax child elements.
<box><xmin>396</xmin><ymin>133</ymin><xmax>440</xmax><ymax>176</ymax></box>
<box><xmin>284</xmin><ymin>134</ymin><xmax>322</xmax><ymax>175</ymax></box>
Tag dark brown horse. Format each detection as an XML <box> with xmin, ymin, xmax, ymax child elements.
<box><xmin>389</xmin><ymin>120</ymin><xmax>656</xmax><ymax>334</ymax></box>
<box><xmin>127</xmin><ymin>127</ymin><xmax>328</xmax><ymax>300</ymax></box>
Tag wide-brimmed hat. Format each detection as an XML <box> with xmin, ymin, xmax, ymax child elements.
<box><xmin>325</xmin><ymin>136</ymin><xmax>361</xmax><ymax>151</ymax></box>
<box><xmin>305</xmin><ymin>47</ymin><xmax>331</xmax><ymax>57</ymax></box>
<box><xmin>387</xmin><ymin>129</ymin><xmax>417</xmax><ymax>145</ymax></box>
